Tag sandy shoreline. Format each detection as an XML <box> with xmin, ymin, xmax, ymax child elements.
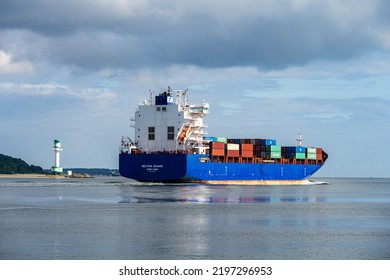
<box><xmin>0</xmin><ymin>174</ymin><xmax>66</xmax><ymax>179</ymax></box>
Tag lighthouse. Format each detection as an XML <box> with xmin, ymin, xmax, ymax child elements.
<box><xmin>51</xmin><ymin>139</ymin><xmax>63</xmax><ymax>174</ymax></box>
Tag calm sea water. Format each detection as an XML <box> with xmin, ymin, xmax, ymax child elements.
<box><xmin>0</xmin><ymin>177</ymin><xmax>389</xmax><ymax>260</ymax></box>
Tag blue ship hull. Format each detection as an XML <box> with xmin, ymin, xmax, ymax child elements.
<box><xmin>119</xmin><ymin>153</ymin><xmax>324</xmax><ymax>184</ymax></box>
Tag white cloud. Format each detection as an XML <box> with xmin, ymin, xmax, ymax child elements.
<box><xmin>77</xmin><ymin>88</ymin><xmax>116</xmax><ymax>102</ymax></box>
<box><xmin>0</xmin><ymin>50</ymin><xmax>33</xmax><ymax>74</ymax></box>
<box><xmin>304</xmin><ymin>112</ymin><xmax>354</xmax><ymax>122</ymax></box>
<box><xmin>0</xmin><ymin>82</ymin><xmax>115</xmax><ymax>102</ymax></box>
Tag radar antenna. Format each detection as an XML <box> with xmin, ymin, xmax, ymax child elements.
<box><xmin>148</xmin><ymin>90</ymin><xmax>154</xmax><ymax>105</ymax></box>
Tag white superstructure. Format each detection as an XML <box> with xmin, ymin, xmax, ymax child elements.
<box><xmin>125</xmin><ymin>87</ymin><xmax>209</xmax><ymax>154</ymax></box>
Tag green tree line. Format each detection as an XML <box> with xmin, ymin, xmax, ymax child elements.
<box><xmin>0</xmin><ymin>154</ymin><xmax>44</xmax><ymax>174</ymax></box>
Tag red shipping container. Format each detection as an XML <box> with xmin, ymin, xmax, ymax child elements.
<box><xmin>211</xmin><ymin>148</ymin><xmax>225</xmax><ymax>156</ymax></box>
<box><xmin>227</xmin><ymin>150</ymin><xmax>239</xmax><ymax>157</ymax></box>
<box><xmin>316</xmin><ymin>148</ymin><xmax>322</xmax><ymax>154</ymax></box>
<box><xmin>241</xmin><ymin>150</ymin><xmax>253</xmax><ymax>157</ymax></box>
<box><xmin>210</xmin><ymin>141</ymin><xmax>225</xmax><ymax>149</ymax></box>
<box><xmin>241</xmin><ymin>144</ymin><xmax>253</xmax><ymax>151</ymax></box>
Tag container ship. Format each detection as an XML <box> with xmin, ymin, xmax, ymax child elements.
<box><xmin>119</xmin><ymin>87</ymin><xmax>328</xmax><ymax>184</ymax></box>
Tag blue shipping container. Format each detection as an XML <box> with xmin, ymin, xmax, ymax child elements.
<box><xmin>260</xmin><ymin>139</ymin><xmax>276</xmax><ymax>146</ymax></box>
<box><xmin>204</xmin><ymin>136</ymin><xmax>218</xmax><ymax>142</ymax></box>
<box><xmin>285</xmin><ymin>146</ymin><xmax>306</xmax><ymax>153</ymax></box>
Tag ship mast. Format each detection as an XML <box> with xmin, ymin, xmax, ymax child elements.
<box><xmin>296</xmin><ymin>133</ymin><xmax>303</xmax><ymax>147</ymax></box>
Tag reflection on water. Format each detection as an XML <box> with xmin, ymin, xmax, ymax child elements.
<box><xmin>118</xmin><ymin>183</ymin><xmax>326</xmax><ymax>204</ymax></box>
<box><xmin>1</xmin><ymin>177</ymin><xmax>389</xmax><ymax>207</ymax></box>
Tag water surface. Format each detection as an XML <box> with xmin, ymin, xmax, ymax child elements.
<box><xmin>0</xmin><ymin>177</ymin><xmax>389</xmax><ymax>259</ymax></box>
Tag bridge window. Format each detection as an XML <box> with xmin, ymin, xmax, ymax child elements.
<box><xmin>148</xmin><ymin>127</ymin><xmax>155</xmax><ymax>140</ymax></box>
<box><xmin>167</xmin><ymin>126</ymin><xmax>175</xmax><ymax>140</ymax></box>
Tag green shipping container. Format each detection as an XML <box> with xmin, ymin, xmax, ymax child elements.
<box><xmin>271</xmin><ymin>152</ymin><xmax>281</xmax><ymax>159</ymax></box>
<box><xmin>269</xmin><ymin>152</ymin><xmax>281</xmax><ymax>159</ymax></box>
<box><xmin>266</xmin><ymin>145</ymin><xmax>282</xmax><ymax>152</ymax></box>
<box><xmin>261</xmin><ymin>152</ymin><xmax>281</xmax><ymax>159</ymax></box>
<box><xmin>307</xmin><ymin>147</ymin><xmax>317</xmax><ymax>154</ymax></box>
<box><xmin>295</xmin><ymin>152</ymin><xmax>306</xmax><ymax>159</ymax></box>
<box><xmin>216</xmin><ymin>137</ymin><xmax>227</xmax><ymax>143</ymax></box>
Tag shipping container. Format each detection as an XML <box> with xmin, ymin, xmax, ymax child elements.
<box><xmin>285</xmin><ymin>152</ymin><xmax>306</xmax><ymax>159</ymax></box>
<box><xmin>258</xmin><ymin>145</ymin><xmax>267</xmax><ymax>152</ymax></box>
<box><xmin>284</xmin><ymin>146</ymin><xmax>306</xmax><ymax>153</ymax></box>
<box><xmin>241</xmin><ymin>144</ymin><xmax>254</xmax><ymax>151</ymax></box>
<box><xmin>227</xmin><ymin>143</ymin><xmax>240</xmax><ymax>150</ymax></box>
<box><xmin>316</xmin><ymin>148</ymin><xmax>323</xmax><ymax>154</ymax></box>
<box><xmin>253</xmin><ymin>145</ymin><xmax>261</xmax><ymax>152</ymax></box>
<box><xmin>260</xmin><ymin>139</ymin><xmax>277</xmax><ymax>146</ymax></box>
<box><xmin>227</xmin><ymin>150</ymin><xmax>239</xmax><ymax>157</ymax></box>
<box><xmin>217</xmin><ymin>137</ymin><xmax>227</xmax><ymax>143</ymax></box>
<box><xmin>307</xmin><ymin>153</ymin><xmax>317</xmax><ymax>160</ymax></box>
<box><xmin>270</xmin><ymin>152</ymin><xmax>281</xmax><ymax>159</ymax></box>
<box><xmin>295</xmin><ymin>152</ymin><xmax>306</xmax><ymax>159</ymax></box>
<box><xmin>211</xmin><ymin>148</ymin><xmax>225</xmax><ymax>156</ymax></box>
<box><xmin>266</xmin><ymin>145</ymin><xmax>281</xmax><ymax>152</ymax></box>
<box><xmin>241</xmin><ymin>150</ymin><xmax>254</xmax><ymax>157</ymax></box>
<box><xmin>210</xmin><ymin>141</ymin><xmax>225</xmax><ymax>149</ymax></box>
<box><xmin>261</xmin><ymin>151</ymin><xmax>281</xmax><ymax>159</ymax></box>
<box><xmin>204</xmin><ymin>136</ymin><xmax>218</xmax><ymax>142</ymax></box>
<box><xmin>227</xmin><ymin>138</ymin><xmax>242</xmax><ymax>144</ymax></box>
<box><xmin>258</xmin><ymin>145</ymin><xmax>264</xmax><ymax>152</ymax></box>
<box><xmin>307</xmin><ymin>147</ymin><xmax>317</xmax><ymax>154</ymax></box>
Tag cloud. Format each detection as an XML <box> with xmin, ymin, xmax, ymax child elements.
<box><xmin>0</xmin><ymin>50</ymin><xmax>33</xmax><ymax>74</ymax></box>
<box><xmin>1</xmin><ymin>0</ymin><xmax>389</xmax><ymax>71</ymax></box>
<box><xmin>0</xmin><ymin>82</ymin><xmax>115</xmax><ymax>102</ymax></box>
<box><xmin>304</xmin><ymin>112</ymin><xmax>354</xmax><ymax>122</ymax></box>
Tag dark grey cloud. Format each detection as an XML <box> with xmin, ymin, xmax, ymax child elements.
<box><xmin>1</xmin><ymin>0</ymin><xmax>389</xmax><ymax>70</ymax></box>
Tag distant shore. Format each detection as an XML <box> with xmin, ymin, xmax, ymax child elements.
<box><xmin>0</xmin><ymin>174</ymin><xmax>66</xmax><ymax>179</ymax></box>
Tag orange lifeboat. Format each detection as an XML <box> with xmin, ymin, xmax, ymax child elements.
<box><xmin>179</xmin><ymin>126</ymin><xmax>189</xmax><ymax>141</ymax></box>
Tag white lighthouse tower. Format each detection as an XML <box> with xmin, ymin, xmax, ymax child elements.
<box><xmin>51</xmin><ymin>139</ymin><xmax>63</xmax><ymax>174</ymax></box>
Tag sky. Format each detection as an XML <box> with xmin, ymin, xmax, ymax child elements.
<box><xmin>1</xmin><ymin>0</ymin><xmax>390</xmax><ymax>177</ymax></box>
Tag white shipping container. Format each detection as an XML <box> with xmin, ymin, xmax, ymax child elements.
<box><xmin>227</xmin><ymin>143</ymin><xmax>240</xmax><ymax>150</ymax></box>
